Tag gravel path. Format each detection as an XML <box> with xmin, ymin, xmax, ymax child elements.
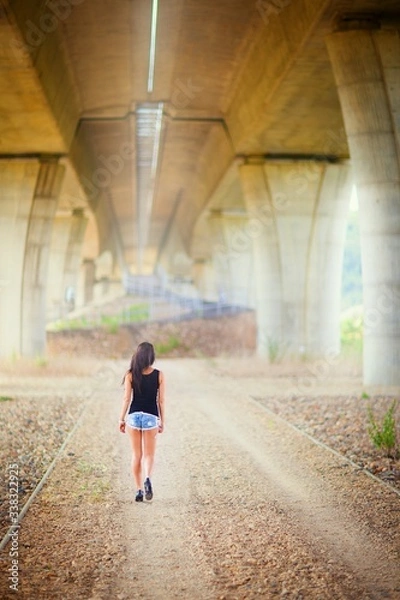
<box><xmin>1</xmin><ymin>357</ymin><xmax>399</xmax><ymax>599</ymax></box>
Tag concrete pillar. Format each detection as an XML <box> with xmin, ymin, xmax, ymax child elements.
<box><xmin>208</xmin><ymin>211</ymin><xmax>231</xmax><ymax>302</ymax></box>
<box><xmin>239</xmin><ymin>162</ymin><xmax>283</xmax><ymax>356</ymax></box>
<box><xmin>82</xmin><ymin>259</ymin><xmax>96</xmax><ymax>304</ymax></box>
<box><xmin>47</xmin><ymin>216</ymin><xmax>73</xmax><ymax>321</ymax></box>
<box><xmin>192</xmin><ymin>259</ymin><xmax>217</xmax><ymax>303</ymax></box>
<box><xmin>0</xmin><ymin>160</ymin><xmax>40</xmax><ymax>357</ymax></box>
<box><xmin>21</xmin><ymin>160</ymin><xmax>65</xmax><ymax>356</ymax></box>
<box><xmin>239</xmin><ymin>160</ymin><xmax>351</xmax><ymax>359</ymax></box>
<box><xmin>62</xmin><ymin>209</ymin><xmax>88</xmax><ymax>310</ymax></box>
<box><xmin>220</xmin><ymin>214</ymin><xmax>255</xmax><ymax>307</ymax></box>
<box><xmin>209</xmin><ymin>211</ymin><xmax>254</xmax><ymax>306</ymax></box>
<box><xmin>306</xmin><ymin>164</ymin><xmax>353</xmax><ymax>353</ymax></box>
<box><xmin>47</xmin><ymin>208</ymin><xmax>88</xmax><ymax>321</ymax></box>
<box><xmin>326</xmin><ymin>24</ymin><xmax>400</xmax><ymax>386</ymax></box>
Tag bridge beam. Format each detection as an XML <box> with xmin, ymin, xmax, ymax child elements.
<box><xmin>327</xmin><ymin>23</ymin><xmax>400</xmax><ymax>387</ymax></box>
<box><xmin>239</xmin><ymin>160</ymin><xmax>352</xmax><ymax>360</ymax></box>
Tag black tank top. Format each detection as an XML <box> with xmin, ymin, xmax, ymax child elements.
<box><xmin>128</xmin><ymin>369</ymin><xmax>159</xmax><ymax>416</ymax></box>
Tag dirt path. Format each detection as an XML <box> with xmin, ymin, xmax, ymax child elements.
<box><xmin>115</xmin><ymin>359</ymin><xmax>400</xmax><ymax>599</ymax></box>
<box><xmin>1</xmin><ymin>358</ymin><xmax>399</xmax><ymax>599</ymax></box>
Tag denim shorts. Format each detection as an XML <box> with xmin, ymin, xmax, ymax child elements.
<box><xmin>126</xmin><ymin>411</ymin><xmax>159</xmax><ymax>430</ymax></box>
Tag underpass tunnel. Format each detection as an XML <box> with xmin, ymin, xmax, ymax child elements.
<box><xmin>0</xmin><ymin>1</ymin><xmax>399</xmax><ymax>387</ymax></box>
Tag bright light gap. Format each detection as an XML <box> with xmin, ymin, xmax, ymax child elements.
<box><xmin>147</xmin><ymin>0</ymin><xmax>159</xmax><ymax>93</ymax></box>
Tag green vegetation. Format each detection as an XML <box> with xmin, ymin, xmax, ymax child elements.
<box><xmin>155</xmin><ymin>335</ymin><xmax>181</xmax><ymax>355</ymax></box>
<box><xmin>0</xmin><ymin>396</ymin><xmax>14</xmax><ymax>402</ymax></box>
<box><xmin>119</xmin><ymin>303</ymin><xmax>149</xmax><ymax>323</ymax></box>
<box><xmin>100</xmin><ymin>315</ymin><xmax>120</xmax><ymax>334</ymax></box>
<box><xmin>267</xmin><ymin>337</ymin><xmax>281</xmax><ymax>363</ymax></box>
<box><xmin>367</xmin><ymin>400</ymin><xmax>398</xmax><ymax>458</ymax></box>
<box><xmin>340</xmin><ymin>313</ymin><xmax>363</xmax><ymax>354</ymax></box>
<box><xmin>50</xmin><ymin>302</ymin><xmax>149</xmax><ymax>332</ymax></box>
<box><xmin>34</xmin><ymin>355</ymin><xmax>48</xmax><ymax>368</ymax></box>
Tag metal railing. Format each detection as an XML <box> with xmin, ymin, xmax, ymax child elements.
<box><xmin>123</xmin><ymin>274</ymin><xmax>249</xmax><ymax>323</ymax></box>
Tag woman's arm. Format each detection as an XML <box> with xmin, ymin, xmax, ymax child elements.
<box><xmin>119</xmin><ymin>372</ymin><xmax>132</xmax><ymax>433</ymax></box>
<box><xmin>158</xmin><ymin>370</ymin><xmax>166</xmax><ymax>433</ymax></box>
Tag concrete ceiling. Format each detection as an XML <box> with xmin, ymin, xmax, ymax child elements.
<box><xmin>1</xmin><ymin>0</ymin><xmax>399</xmax><ymax>275</ymax></box>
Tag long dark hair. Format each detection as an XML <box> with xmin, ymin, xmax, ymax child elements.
<box><xmin>124</xmin><ymin>342</ymin><xmax>155</xmax><ymax>393</ymax></box>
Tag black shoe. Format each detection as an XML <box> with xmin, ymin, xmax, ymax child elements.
<box><xmin>135</xmin><ymin>489</ymin><xmax>144</xmax><ymax>502</ymax></box>
<box><xmin>144</xmin><ymin>478</ymin><xmax>153</xmax><ymax>501</ymax></box>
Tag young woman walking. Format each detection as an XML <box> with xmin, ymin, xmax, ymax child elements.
<box><xmin>119</xmin><ymin>342</ymin><xmax>165</xmax><ymax>502</ymax></box>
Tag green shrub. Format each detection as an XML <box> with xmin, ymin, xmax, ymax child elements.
<box><xmin>100</xmin><ymin>315</ymin><xmax>119</xmax><ymax>334</ymax></box>
<box><xmin>267</xmin><ymin>337</ymin><xmax>280</xmax><ymax>363</ymax></box>
<box><xmin>367</xmin><ymin>400</ymin><xmax>398</xmax><ymax>457</ymax></box>
<box><xmin>51</xmin><ymin>316</ymin><xmax>89</xmax><ymax>331</ymax></box>
<box><xmin>126</xmin><ymin>303</ymin><xmax>149</xmax><ymax>322</ymax></box>
<box><xmin>155</xmin><ymin>336</ymin><xmax>181</xmax><ymax>355</ymax></box>
<box><xmin>341</xmin><ymin>314</ymin><xmax>363</xmax><ymax>353</ymax></box>
<box><xmin>35</xmin><ymin>355</ymin><xmax>48</xmax><ymax>368</ymax></box>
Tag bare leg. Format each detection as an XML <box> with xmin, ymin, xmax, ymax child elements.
<box><xmin>127</xmin><ymin>427</ymin><xmax>143</xmax><ymax>489</ymax></box>
<box><xmin>142</xmin><ymin>428</ymin><xmax>158</xmax><ymax>480</ymax></box>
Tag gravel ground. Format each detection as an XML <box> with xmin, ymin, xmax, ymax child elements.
<box><xmin>0</xmin><ymin>316</ymin><xmax>399</xmax><ymax>599</ymax></box>
<box><xmin>0</xmin><ymin>390</ymin><xmax>84</xmax><ymax>538</ymax></box>
<box><xmin>0</xmin><ymin>359</ymin><xmax>116</xmax><ymax>542</ymax></box>
<box><xmin>254</xmin><ymin>393</ymin><xmax>400</xmax><ymax>490</ymax></box>
<box><xmin>0</xmin><ymin>359</ymin><xmax>124</xmax><ymax>599</ymax></box>
<box><xmin>208</xmin><ymin>353</ymin><xmax>400</xmax><ymax>492</ymax></box>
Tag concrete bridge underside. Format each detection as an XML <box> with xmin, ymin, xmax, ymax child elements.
<box><xmin>0</xmin><ymin>0</ymin><xmax>399</xmax><ymax>387</ymax></box>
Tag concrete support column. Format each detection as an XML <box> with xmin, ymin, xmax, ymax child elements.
<box><xmin>62</xmin><ymin>208</ymin><xmax>88</xmax><ymax>311</ymax></box>
<box><xmin>82</xmin><ymin>259</ymin><xmax>96</xmax><ymax>304</ymax></box>
<box><xmin>47</xmin><ymin>209</ymin><xmax>88</xmax><ymax>321</ymax></box>
<box><xmin>47</xmin><ymin>216</ymin><xmax>73</xmax><ymax>321</ymax></box>
<box><xmin>21</xmin><ymin>160</ymin><xmax>65</xmax><ymax>356</ymax></box>
<box><xmin>208</xmin><ymin>211</ymin><xmax>232</xmax><ymax>303</ymax></box>
<box><xmin>326</xmin><ymin>24</ymin><xmax>400</xmax><ymax>386</ymax></box>
<box><xmin>0</xmin><ymin>160</ymin><xmax>40</xmax><ymax>357</ymax></box>
<box><xmin>239</xmin><ymin>161</ymin><xmax>351</xmax><ymax>358</ymax></box>
<box><xmin>192</xmin><ymin>259</ymin><xmax>217</xmax><ymax>303</ymax></box>
<box><xmin>208</xmin><ymin>211</ymin><xmax>254</xmax><ymax>307</ymax></box>
<box><xmin>305</xmin><ymin>164</ymin><xmax>353</xmax><ymax>353</ymax></box>
<box><xmin>219</xmin><ymin>214</ymin><xmax>254</xmax><ymax>307</ymax></box>
<box><xmin>239</xmin><ymin>162</ymin><xmax>283</xmax><ymax>355</ymax></box>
